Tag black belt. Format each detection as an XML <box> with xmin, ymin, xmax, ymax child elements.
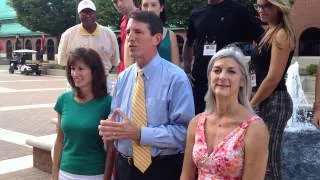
<box><xmin>118</xmin><ymin>152</ymin><xmax>183</xmax><ymax>166</ymax></box>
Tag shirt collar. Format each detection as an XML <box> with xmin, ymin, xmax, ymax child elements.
<box><xmin>80</xmin><ymin>23</ymin><xmax>99</xmax><ymax>36</ymax></box>
<box><xmin>135</xmin><ymin>53</ymin><xmax>161</xmax><ymax>80</ymax></box>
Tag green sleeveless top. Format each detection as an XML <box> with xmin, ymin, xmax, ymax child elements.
<box><xmin>158</xmin><ymin>29</ymin><xmax>171</xmax><ymax>61</ymax></box>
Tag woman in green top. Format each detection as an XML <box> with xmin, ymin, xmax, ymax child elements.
<box><xmin>52</xmin><ymin>48</ymin><xmax>115</xmax><ymax>180</ymax></box>
<box><xmin>124</xmin><ymin>0</ymin><xmax>180</xmax><ymax>67</ymax></box>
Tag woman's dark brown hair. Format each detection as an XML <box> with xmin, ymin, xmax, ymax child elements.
<box><xmin>66</xmin><ymin>48</ymin><xmax>108</xmax><ymax>99</ymax></box>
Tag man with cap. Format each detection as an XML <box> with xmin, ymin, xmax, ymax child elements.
<box><xmin>111</xmin><ymin>0</ymin><xmax>138</xmax><ymax>73</ymax></box>
<box><xmin>58</xmin><ymin>0</ymin><xmax>120</xmax><ymax>91</ymax></box>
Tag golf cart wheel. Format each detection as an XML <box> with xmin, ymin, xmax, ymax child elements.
<box><xmin>9</xmin><ymin>68</ymin><xmax>14</xmax><ymax>74</ymax></box>
<box><xmin>23</xmin><ymin>69</ymin><xmax>29</xmax><ymax>75</ymax></box>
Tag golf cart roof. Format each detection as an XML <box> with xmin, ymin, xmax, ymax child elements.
<box><xmin>13</xmin><ymin>49</ymin><xmax>38</xmax><ymax>53</ymax></box>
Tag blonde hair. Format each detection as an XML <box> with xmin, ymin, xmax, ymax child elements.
<box><xmin>259</xmin><ymin>0</ymin><xmax>295</xmax><ymax>48</ymax></box>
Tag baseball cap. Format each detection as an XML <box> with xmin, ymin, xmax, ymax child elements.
<box><xmin>77</xmin><ymin>0</ymin><xmax>96</xmax><ymax>13</ymax></box>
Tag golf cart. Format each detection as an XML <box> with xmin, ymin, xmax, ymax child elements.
<box><xmin>9</xmin><ymin>49</ymin><xmax>42</xmax><ymax>75</ymax></box>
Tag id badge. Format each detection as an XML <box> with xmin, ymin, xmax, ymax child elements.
<box><xmin>251</xmin><ymin>73</ymin><xmax>257</xmax><ymax>87</ymax></box>
<box><xmin>203</xmin><ymin>43</ymin><xmax>217</xmax><ymax>56</ymax></box>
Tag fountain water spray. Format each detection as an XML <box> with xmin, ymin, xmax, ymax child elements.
<box><xmin>285</xmin><ymin>60</ymin><xmax>316</xmax><ymax>132</ymax></box>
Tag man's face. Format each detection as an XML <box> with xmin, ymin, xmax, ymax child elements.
<box><xmin>126</xmin><ymin>19</ymin><xmax>161</xmax><ymax>66</ymax></box>
<box><xmin>79</xmin><ymin>8</ymin><xmax>96</xmax><ymax>28</ymax></box>
<box><xmin>111</xmin><ymin>0</ymin><xmax>133</xmax><ymax>15</ymax></box>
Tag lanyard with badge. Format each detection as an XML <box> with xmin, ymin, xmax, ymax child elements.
<box><xmin>203</xmin><ymin>35</ymin><xmax>217</xmax><ymax>56</ymax></box>
<box><xmin>249</xmin><ymin>61</ymin><xmax>257</xmax><ymax>88</ymax></box>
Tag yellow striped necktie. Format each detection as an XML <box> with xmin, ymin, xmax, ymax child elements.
<box><xmin>131</xmin><ymin>70</ymin><xmax>151</xmax><ymax>173</ymax></box>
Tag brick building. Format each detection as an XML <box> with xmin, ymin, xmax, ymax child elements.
<box><xmin>292</xmin><ymin>0</ymin><xmax>320</xmax><ymax>56</ymax></box>
<box><xmin>0</xmin><ymin>0</ymin><xmax>57</xmax><ymax>61</ymax></box>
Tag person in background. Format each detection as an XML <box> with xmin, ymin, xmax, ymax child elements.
<box><xmin>180</xmin><ymin>46</ymin><xmax>269</xmax><ymax>180</ymax></box>
<box><xmin>52</xmin><ymin>48</ymin><xmax>114</xmax><ymax>180</ymax></box>
<box><xmin>111</xmin><ymin>0</ymin><xmax>138</xmax><ymax>72</ymax></box>
<box><xmin>130</xmin><ymin>0</ymin><xmax>180</xmax><ymax>66</ymax></box>
<box><xmin>99</xmin><ymin>11</ymin><xmax>194</xmax><ymax>180</ymax></box>
<box><xmin>250</xmin><ymin>0</ymin><xmax>295</xmax><ymax>179</ymax></box>
<box><xmin>58</xmin><ymin>0</ymin><xmax>119</xmax><ymax>93</ymax></box>
<box><xmin>183</xmin><ymin>0</ymin><xmax>264</xmax><ymax>114</ymax></box>
<box><xmin>313</xmin><ymin>62</ymin><xmax>320</xmax><ymax>128</ymax></box>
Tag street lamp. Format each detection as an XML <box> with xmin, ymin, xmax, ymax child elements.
<box><xmin>15</xmin><ymin>34</ymin><xmax>20</xmax><ymax>50</ymax></box>
<box><xmin>15</xmin><ymin>34</ymin><xmax>24</xmax><ymax>49</ymax></box>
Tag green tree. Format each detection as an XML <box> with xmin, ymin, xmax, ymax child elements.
<box><xmin>166</xmin><ymin>0</ymin><xmax>204</xmax><ymax>28</ymax></box>
<box><xmin>9</xmin><ymin>0</ymin><xmax>77</xmax><ymax>37</ymax></box>
<box><xmin>9</xmin><ymin>0</ymin><xmax>256</xmax><ymax>37</ymax></box>
<box><xmin>94</xmin><ymin>0</ymin><xmax>120</xmax><ymax>29</ymax></box>
<box><xmin>8</xmin><ymin>0</ymin><xmax>120</xmax><ymax>37</ymax></box>
<box><xmin>240</xmin><ymin>0</ymin><xmax>255</xmax><ymax>6</ymax></box>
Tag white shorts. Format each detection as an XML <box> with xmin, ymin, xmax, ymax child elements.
<box><xmin>59</xmin><ymin>170</ymin><xmax>103</xmax><ymax>180</ymax></box>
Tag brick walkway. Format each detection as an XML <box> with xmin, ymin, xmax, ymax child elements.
<box><xmin>0</xmin><ymin>66</ymin><xmax>63</xmax><ymax>178</ymax></box>
<box><xmin>0</xmin><ymin>168</ymin><xmax>50</xmax><ymax>180</ymax></box>
<box><xmin>0</xmin><ymin>66</ymin><xmax>118</xmax><ymax>178</ymax></box>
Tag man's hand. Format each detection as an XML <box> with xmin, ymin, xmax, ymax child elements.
<box><xmin>99</xmin><ymin>108</ymin><xmax>141</xmax><ymax>142</ymax></box>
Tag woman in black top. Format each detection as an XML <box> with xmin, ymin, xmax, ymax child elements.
<box><xmin>250</xmin><ymin>0</ymin><xmax>295</xmax><ymax>179</ymax></box>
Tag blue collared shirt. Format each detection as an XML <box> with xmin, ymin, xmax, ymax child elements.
<box><xmin>111</xmin><ymin>53</ymin><xmax>195</xmax><ymax>156</ymax></box>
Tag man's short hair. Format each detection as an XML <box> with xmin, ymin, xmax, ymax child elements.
<box><xmin>129</xmin><ymin>11</ymin><xmax>163</xmax><ymax>35</ymax></box>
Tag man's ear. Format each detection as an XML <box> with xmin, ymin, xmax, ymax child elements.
<box><xmin>153</xmin><ymin>33</ymin><xmax>162</xmax><ymax>46</ymax></box>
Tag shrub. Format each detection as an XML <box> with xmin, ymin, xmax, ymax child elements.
<box><xmin>306</xmin><ymin>64</ymin><xmax>318</xmax><ymax>76</ymax></box>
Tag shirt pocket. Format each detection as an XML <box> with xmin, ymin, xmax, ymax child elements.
<box><xmin>146</xmin><ymin>98</ymin><xmax>168</xmax><ymax>127</ymax></box>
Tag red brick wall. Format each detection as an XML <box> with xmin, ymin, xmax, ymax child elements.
<box><xmin>292</xmin><ymin>0</ymin><xmax>320</xmax><ymax>55</ymax></box>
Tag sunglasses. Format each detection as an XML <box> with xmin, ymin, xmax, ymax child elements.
<box><xmin>253</xmin><ymin>2</ymin><xmax>273</xmax><ymax>10</ymax></box>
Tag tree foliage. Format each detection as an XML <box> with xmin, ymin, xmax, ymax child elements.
<box><xmin>9</xmin><ymin>0</ymin><xmax>77</xmax><ymax>37</ymax></box>
<box><xmin>9</xmin><ymin>0</ymin><xmax>256</xmax><ymax>37</ymax></box>
<box><xmin>94</xmin><ymin>0</ymin><xmax>120</xmax><ymax>29</ymax></box>
<box><xmin>165</xmin><ymin>0</ymin><xmax>204</xmax><ymax>28</ymax></box>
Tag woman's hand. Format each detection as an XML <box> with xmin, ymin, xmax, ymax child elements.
<box><xmin>313</xmin><ymin>106</ymin><xmax>320</xmax><ymax>128</ymax></box>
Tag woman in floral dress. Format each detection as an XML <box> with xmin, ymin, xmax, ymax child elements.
<box><xmin>180</xmin><ymin>46</ymin><xmax>269</xmax><ymax>180</ymax></box>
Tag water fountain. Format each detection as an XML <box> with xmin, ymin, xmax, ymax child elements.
<box><xmin>283</xmin><ymin>60</ymin><xmax>320</xmax><ymax>180</ymax></box>
<box><xmin>285</xmin><ymin>61</ymin><xmax>316</xmax><ymax>132</ymax></box>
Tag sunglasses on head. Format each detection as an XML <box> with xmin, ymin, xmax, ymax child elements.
<box><xmin>253</xmin><ymin>2</ymin><xmax>273</xmax><ymax>10</ymax></box>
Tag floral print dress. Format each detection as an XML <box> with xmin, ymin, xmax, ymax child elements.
<box><xmin>192</xmin><ymin>113</ymin><xmax>262</xmax><ymax>180</ymax></box>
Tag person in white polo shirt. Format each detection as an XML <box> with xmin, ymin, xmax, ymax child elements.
<box><xmin>58</xmin><ymin>0</ymin><xmax>120</xmax><ymax>93</ymax></box>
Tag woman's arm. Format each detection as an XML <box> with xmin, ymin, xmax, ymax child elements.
<box><xmin>51</xmin><ymin>113</ymin><xmax>64</xmax><ymax>180</ymax></box>
<box><xmin>313</xmin><ymin>64</ymin><xmax>320</xmax><ymax>128</ymax></box>
<box><xmin>104</xmin><ymin>140</ymin><xmax>116</xmax><ymax>180</ymax></box>
<box><xmin>250</xmin><ymin>29</ymin><xmax>293</xmax><ymax>107</ymax></box>
<box><xmin>180</xmin><ymin>117</ymin><xmax>197</xmax><ymax>180</ymax></box>
<box><xmin>169</xmin><ymin>30</ymin><xmax>181</xmax><ymax>66</ymax></box>
<box><xmin>243</xmin><ymin>120</ymin><xmax>269</xmax><ymax>180</ymax></box>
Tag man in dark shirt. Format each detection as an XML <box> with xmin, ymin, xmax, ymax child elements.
<box><xmin>183</xmin><ymin>0</ymin><xmax>264</xmax><ymax>114</ymax></box>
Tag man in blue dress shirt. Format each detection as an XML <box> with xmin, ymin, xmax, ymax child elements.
<box><xmin>99</xmin><ymin>11</ymin><xmax>195</xmax><ymax>180</ymax></box>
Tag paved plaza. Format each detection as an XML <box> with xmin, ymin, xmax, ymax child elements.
<box><xmin>0</xmin><ymin>65</ymin><xmax>64</xmax><ymax>179</ymax></box>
